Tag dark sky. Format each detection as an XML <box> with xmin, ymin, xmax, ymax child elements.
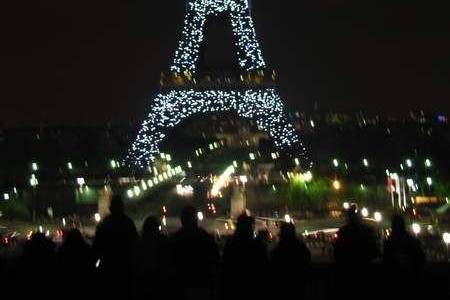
<box><xmin>1</xmin><ymin>0</ymin><xmax>449</xmax><ymax>127</ymax></box>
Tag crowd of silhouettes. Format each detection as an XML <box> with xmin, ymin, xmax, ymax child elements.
<box><xmin>0</xmin><ymin>196</ymin><xmax>436</xmax><ymax>300</ymax></box>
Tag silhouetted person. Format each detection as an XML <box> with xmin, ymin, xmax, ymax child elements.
<box><xmin>383</xmin><ymin>214</ymin><xmax>425</xmax><ymax>299</ymax></box>
<box><xmin>93</xmin><ymin>195</ymin><xmax>138</xmax><ymax>299</ymax></box>
<box><xmin>171</xmin><ymin>206</ymin><xmax>219</xmax><ymax>299</ymax></box>
<box><xmin>333</xmin><ymin>204</ymin><xmax>379</xmax><ymax>300</ymax></box>
<box><xmin>133</xmin><ymin>216</ymin><xmax>171</xmax><ymax>300</ymax></box>
<box><xmin>334</xmin><ymin>204</ymin><xmax>379</xmax><ymax>265</ymax></box>
<box><xmin>222</xmin><ymin>213</ymin><xmax>269</xmax><ymax>299</ymax></box>
<box><xmin>271</xmin><ymin>222</ymin><xmax>311</xmax><ymax>299</ymax></box>
<box><xmin>21</xmin><ymin>232</ymin><xmax>57</xmax><ymax>299</ymax></box>
<box><xmin>57</xmin><ymin>229</ymin><xmax>95</xmax><ymax>298</ymax></box>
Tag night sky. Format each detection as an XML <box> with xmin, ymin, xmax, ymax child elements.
<box><xmin>1</xmin><ymin>0</ymin><xmax>449</xmax><ymax>127</ymax></box>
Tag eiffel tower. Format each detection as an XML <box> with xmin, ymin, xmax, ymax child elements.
<box><xmin>127</xmin><ymin>0</ymin><xmax>310</xmax><ymax>168</ymax></box>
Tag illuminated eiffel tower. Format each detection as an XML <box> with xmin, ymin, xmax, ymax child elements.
<box><xmin>128</xmin><ymin>0</ymin><xmax>310</xmax><ymax>168</ymax></box>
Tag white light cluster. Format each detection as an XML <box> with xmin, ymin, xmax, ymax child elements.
<box><xmin>127</xmin><ymin>166</ymin><xmax>184</xmax><ymax>198</ymax></box>
<box><xmin>171</xmin><ymin>0</ymin><xmax>266</xmax><ymax>74</ymax></box>
<box><xmin>127</xmin><ymin>89</ymin><xmax>309</xmax><ymax>168</ymax></box>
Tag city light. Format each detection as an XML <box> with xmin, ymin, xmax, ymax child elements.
<box><xmin>32</xmin><ymin>162</ymin><xmax>38</xmax><ymax>171</ymax></box>
<box><xmin>361</xmin><ymin>208</ymin><xmax>369</xmax><ymax>218</ymax></box>
<box><xmin>332</xmin><ymin>159</ymin><xmax>339</xmax><ymax>168</ymax></box>
<box><xmin>3</xmin><ymin>193</ymin><xmax>9</xmax><ymax>200</ymax></box>
<box><xmin>333</xmin><ymin>180</ymin><xmax>341</xmax><ymax>190</ymax></box>
<box><xmin>425</xmin><ymin>159</ymin><xmax>432</xmax><ymax>168</ymax></box>
<box><xmin>294</xmin><ymin>158</ymin><xmax>300</xmax><ymax>166</ymax></box>
<box><xmin>426</xmin><ymin>177</ymin><xmax>433</xmax><ymax>186</ymax></box>
<box><xmin>406</xmin><ymin>159</ymin><xmax>413</xmax><ymax>168</ymax></box>
<box><xmin>197</xmin><ymin>211</ymin><xmax>204</xmax><ymax>221</ymax></box>
<box><xmin>407</xmin><ymin>178</ymin><xmax>414</xmax><ymax>187</ymax></box>
<box><xmin>110</xmin><ymin>160</ymin><xmax>117</xmax><ymax>169</ymax></box>
<box><xmin>30</xmin><ymin>174</ymin><xmax>39</xmax><ymax>187</ymax></box>
<box><xmin>443</xmin><ymin>233</ymin><xmax>450</xmax><ymax>245</ymax></box>
<box><xmin>187</xmin><ymin>161</ymin><xmax>192</xmax><ymax>168</ymax></box>
<box><xmin>94</xmin><ymin>213</ymin><xmax>101</xmax><ymax>223</ymax></box>
<box><xmin>412</xmin><ymin>223</ymin><xmax>421</xmax><ymax>235</ymax></box>
<box><xmin>211</xmin><ymin>165</ymin><xmax>235</xmax><ymax>197</ymax></box>
<box><xmin>343</xmin><ymin>202</ymin><xmax>350</xmax><ymax>210</ymax></box>
<box><xmin>133</xmin><ymin>186</ymin><xmax>141</xmax><ymax>197</ymax></box>
<box><xmin>310</xmin><ymin>120</ymin><xmax>315</xmax><ymax>128</ymax></box>
<box><xmin>284</xmin><ymin>214</ymin><xmax>292</xmax><ymax>223</ymax></box>
<box><xmin>76</xmin><ymin>177</ymin><xmax>86</xmax><ymax>187</ymax></box>
<box><xmin>249</xmin><ymin>153</ymin><xmax>256</xmax><ymax>160</ymax></box>
<box><xmin>363</xmin><ymin>158</ymin><xmax>369</xmax><ymax>167</ymax></box>
<box><xmin>374</xmin><ymin>212</ymin><xmax>382</xmax><ymax>222</ymax></box>
<box><xmin>67</xmin><ymin>162</ymin><xmax>73</xmax><ymax>170</ymax></box>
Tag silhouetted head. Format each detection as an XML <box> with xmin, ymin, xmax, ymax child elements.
<box><xmin>110</xmin><ymin>195</ymin><xmax>124</xmax><ymax>215</ymax></box>
<box><xmin>142</xmin><ymin>216</ymin><xmax>160</xmax><ymax>237</ymax></box>
<box><xmin>279</xmin><ymin>222</ymin><xmax>297</xmax><ymax>241</ymax></box>
<box><xmin>181</xmin><ymin>205</ymin><xmax>198</xmax><ymax>229</ymax></box>
<box><xmin>235</xmin><ymin>213</ymin><xmax>255</xmax><ymax>239</ymax></box>
<box><xmin>391</xmin><ymin>214</ymin><xmax>406</xmax><ymax>234</ymax></box>
<box><xmin>63</xmin><ymin>228</ymin><xmax>85</xmax><ymax>246</ymax></box>
<box><xmin>346</xmin><ymin>203</ymin><xmax>360</xmax><ymax>224</ymax></box>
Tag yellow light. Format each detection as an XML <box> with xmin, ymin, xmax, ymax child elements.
<box><xmin>333</xmin><ymin>180</ymin><xmax>341</xmax><ymax>190</ymax></box>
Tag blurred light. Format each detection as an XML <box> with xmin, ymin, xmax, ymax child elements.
<box><xmin>425</xmin><ymin>159</ymin><xmax>432</xmax><ymax>168</ymax></box>
<box><xmin>412</xmin><ymin>223</ymin><xmax>421</xmax><ymax>235</ymax></box>
<box><xmin>374</xmin><ymin>212</ymin><xmax>382</xmax><ymax>222</ymax></box>
<box><xmin>32</xmin><ymin>162</ymin><xmax>38</xmax><ymax>171</ymax></box>
<box><xmin>187</xmin><ymin>161</ymin><xmax>192</xmax><ymax>168</ymax></box>
<box><xmin>67</xmin><ymin>162</ymin><xmax>73</xmax><ymax>170</ymax></box>
<box><xmin>333</xmin><ymin>180</ymin><xmax>341</xmax><ymax>190</ymax></box>
<box><xmin>361</xmin><ymin>208</ymin><xmax>369</xmax><ymax>218</ymax></box>
<box><xmin>363</xmin><ymin>158</ymin><xmax>369</xmax><ymax>167</ymax></box>
<box><xmin>133</xmin><ymin>186</ymin><xmax>141</xmax><ymax>196</ymax></box>
<box><xmin>95</xmin><ymin>259</ymin><xmax>101</xmax><ymax>268</ymax></box>
<box><xmin>3</xmin><ymin>193</ymin><xmax>10</xmax><ymax>200</ymax></box>
<box><xmin>147</xmin><ymin>180</ymin><xmax>154</xmax><ymax>188</ymax></box>
<box><xmin>390</xmin><ymin>173</ymin><xmax>399</xmax><ymax>180</ymax></box>
<box><xmin>310</xmin><ymin>120</ymin><xmax>315</xmax><ymax>128</ymax></box>
<box><xmin>141</xmin><ymin>180</ymin><xmax>148</xmax><ymax>191</ymax></box>
<box><xmin>249</xmin><ymin>153</ymin><xmax>256</xmax><ymax>160</ymax></box>
<box><xmin>211</xmin><ymin>165</ymin><xmax>235</xmax><ymax>197</ymax></box>
<box><xmin>162</xmin><ymin>206</ymin><xmax>167</xmax><ymax>214</ymax></box>
<box><xmin>443</xmin><ymin>232</ymin><xmax>450</xmax><ymax>245</ymax></box>
<box><xmin>197</xmin><ymin>211</ymin><xmax>204</xmax><ymax>221</ymax></box>
<box><xmin>332</xmin><ymin>159</ymin><xmax>339</xmax><ymax>168</ymax></box>
<box><xmin>162</xmin><ymin>216</ymin><xmax>167</xmax><ymax>226</ymax></box>
<box><xmin>343</xmin><ymin>202</ymin><xmax>350</xmax><ymax>210</ymax></box>
<box><xmin>13</xmin><ymin>187</ymin><xmax>18</xmax><ymax>194</ymax></box>
<box><xmin>304</xmin><ymin>171</ymin><xmax>313</xmax><ymax>182</ymax></box>
<box><xmin>30</xmin><ymin>174</ymin><xmax>39</xmax><ymax>187</ymax></box>
<box><xmin>360</xmin><ymin>184</ymin><xmax>366</xmax><ymax>191</ymax></box>
<box><xmin>385</xmin><ymin>169</ymin><xmax>390</xmax><ymax>176</ymax></box>
<box><xmin>166</xmin><ymin>154</ymin><xmax>172</xmax><ymax>161</ymax></box>
<box><xmin>294</xmin><ymin>158</ymin><xmax>300</xmax><ymax>166</ymax></box>
<box><xmin>76</xmin><ymin>177</ymin><xmax>85</xmax><ymax>186</ymax></box>
<box><xmin>127</xmin><ymin>189</ymin><xmax>134</xmax><ymax>198</ymax></box>
<box><xmin>176</xmin><ymin>184</ymin><xmax>194</xmax><ymax>196</ymax></box>
<box><xmin>284</xmin><ymin>214</ymin><xmax>292</xmax><ymax>223</ymax></box>
<box><xmin>426</xmin><ymin>177</ymin><xmax>433</xmax><ymax>186</ymax></box>
<box><xmin>240</xmin><ymin>176</ymin><xmax>248</xmax><ymax>184</ymax></box>
<box><xmin>406</xmin><ymin>159</ymin><xmax>413</xmax><ymax>168</ymax></box>
<box><xmin>62</xmin><ymin>218</ymin><xmax>66</xmax><ymax>227</ymax></box>
<box><xmin>160</xmin><ymin>153</ymin><xmax>166</xmax><ymax>159</ymax></box>
<box><xmin>110</xmin><ymin>160</ymin><xmax>117</xmax><ymax>169</ymax></box>
<box><xmin>233</xmin><ymin>161</ymin><xmax>238</xmax><ymax>168</ymax></box>
<box><xmin>406</xmin><ymin>178</ymin><xmax>414</xmax><ymax>187</ymax></box>
<box><xmin>39</xmin><ymin>226</ymin><xmax>43</xmax><ymax>233</ymax></box>
<box><xmin>94</xmin><ymin>213</ymin><xmax>101</xmax><ymax>223</ymax></box>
